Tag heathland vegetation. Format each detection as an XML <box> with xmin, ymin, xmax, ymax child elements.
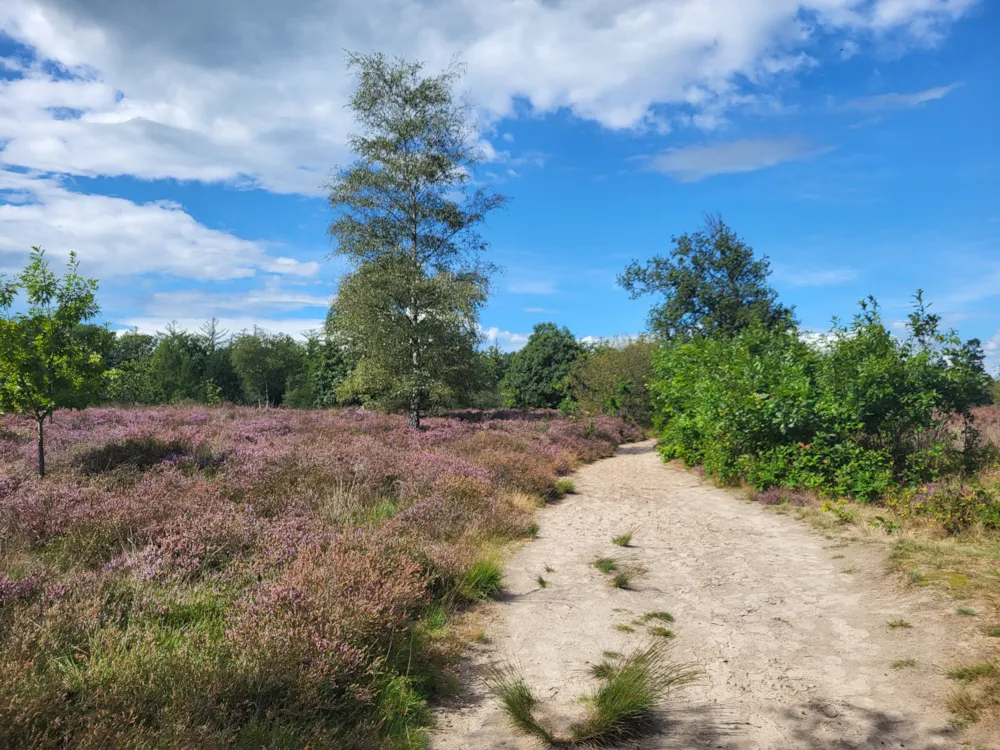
<box><xmin>3</xmin><ymin>48</ymin><xmax>1000</xmax><ymax>746</ymax></box>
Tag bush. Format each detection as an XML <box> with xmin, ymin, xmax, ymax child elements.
<box><xmin>650</xmin><ymin>294</ymin><xmax>991</xmax><ymax>506</ymax></box>
<box><xmin>566</xmin><ymin>337</ymin><xmax>657</xmax><ymax>425</ymax></box>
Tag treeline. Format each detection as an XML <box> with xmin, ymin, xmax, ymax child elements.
<box><xmin>91</xmin><ymin>319</ymin><xmax>656</xmax><ymax>423</ymax></box>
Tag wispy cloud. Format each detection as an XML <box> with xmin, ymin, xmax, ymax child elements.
<box><xmin>648</xmin><ymin>136</ymin><xmax>829</xmax><ymax>182</ymax></box>
<box><xmin>524</xmin><ymin>307</ymin><xmax>559</xmax><ymax>314</ymax></box>
<box><xmin>843</xmin><ymin>83</ymin><xmax>962</xmax><ymax>112</ymax></box>
<box><xmin>481</xmin><ymin>326</ymin><xmax>530</xmax><ymax>351</ymax></box>
<box><xmin>509</xmin><ymin>280</ymin><xmax>557</xmax><ymax>295</ymax></box>
<box><xmin>773</xmin><ymin>265</ymin><xmax>859</xmax><ymax>287</ymax></box>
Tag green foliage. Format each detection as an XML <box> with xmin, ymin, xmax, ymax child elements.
<box><xmin>618</xmin><ymin>214</ymin><xmax>793</xmax><ymax>340</ymax></box>
<box><xmin>457</xmin><ymin>556</ymin><xmax>503</xmax><ymax>602</ymax></box>
<box><xmin>650</xmin><ymin>292</ymin><xmax>991</xmax><ymax>505</ymax></box>
<box><xmin>566</xmin><ymin>337</ymin><xmax>656</xmax><ymax>425</ymax></box>
<box><xmin>327</xmin><ymin>52</ymin><xmax>505</xmax><ymax>428</ymax></box>
<box><xmin>0</xmin><ymin>248</ymin><xmax>103</xmax><ymax>475</ymax></box>
<box><xmin>230</xmin><ymin>328</ymin><xmax>304</xmax><ymax>407</ymax></box>
<box><xmin>502</xmin><ymin>322</ymin><xmax>584</xmax><ymax>409</ymax></box>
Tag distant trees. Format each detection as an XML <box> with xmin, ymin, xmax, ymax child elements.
<box><xmin>326</xmin><ymin>52</ymin><xmax>505</xmax><ymax>428</ymax></box>
<box><xmin>566</xmin><ymin>337</ymin><xmax>657</xmax><ymax>425</ymax></box>
<box><xmin>0</xmin><ymin>248</ymin><xmax>105</xmax><ymax>475</ymax></box>
<box><xmin>618</xmin><ymin>214</ymin><xmax>793</xmax><ymax>340</ymax></box>
<box><xmin>502</xmin><ymin>323</ymin><xmax>584</xmax><ymax>409</ymax></box>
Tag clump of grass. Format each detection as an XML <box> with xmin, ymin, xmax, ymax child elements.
<box><xmin>612</xmin><ymin>528</ymin><xmax>636</xmax><ymax>547</ymax></box>
<box><xmin>536</xmin><ymin>575</ymin><xmax>548</xmax><ymax>589</ymax></box>
<box><xmin>640</xmin><ymin>611</ymin><xmax>674</xmax><ymax>624</ymax></box>
<box><xmin>569</xmin><ymin>644</ymin><xmax>697</xmax><ymax>743</ymax></box>
<box><xmin>988</xmin><ymin>627</ymin><xmax>1000</xmax><ymax>638</ymax></box>
<box><xmin>485</xmin><ymin>666</ymin><xmax>555</xmax><ymax>744</ymax></box>
<box><xmin>956</xmin><ymin>607</ymin><xmax>977</xmax><ymax>616</ymax></box>
<box><xmin>841</xmin><ymin>567</ymin><xmax>858</xmax><ymax>574</ymax></box>
<box><xmin>459</xmin><ymin>557</ymin><xmax>503</xmax><ymax>601</ymax></box>
<box><xmin>525</xmin><ymin>523</ymin><xmax>540</xmax><ymax>539</ymax></box>
<box><xmin>647</xmin><ymin>626</ymin><xmax>674</xmax><ymax>638</ymax></box>
<box><xmin>908</xmin><ymin>569</ymin><xmax>925</xmax><ymax>584</ymax></box>
<box><xmin>892</xmin><ymin>658</ymin><xmax>917</xmax><ymax>669</ymax></box>
<box><xmin>488</xmin><ymin>644</ymin><xmax>696</xmax><ymax>746</ymax></box>
<box><xmin>887</xmin><ymin>619</ymin><xmax>912</xmax><ymax>630</ymax></box>
<box><xmin>832</xmin><ymin>554</ymin><xmax>845</xmax><ymax>559</ymax></box>
<box><xmin>611</xmin><ymin>571</ymin><xmax>632</xmax><ymax>589</ymax></box>
<box><xmin>544</xmin><ymin>565</ymin><xmax>555</xmax><ymax>573</ymax></box>
<box><xmin>554</xmin><ymin>478</ymin><xmax>576</xmax><ymax>497</ymax></box>
<box><xmin>593</xmin><ymin>557</ymin><xmax>618</xmax><ymax>574</ymax></box>
<box><xmin>948</xmin><ymin>663</ymin><xmax>999</xmax><ymax>683</ymax></box>
<box><xmin>615</xmin><ymin>624</ymin><xmax>635</xmax><ymax>633</ymax></box>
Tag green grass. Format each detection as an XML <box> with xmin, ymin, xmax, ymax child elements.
<box><xmin>611</xmin><ymin>571</ymin><xmax>633</xmax><ymax>589</ymax></box>
<box><xmin>614</xmin><ymin>624</ymin><xmax>635</xmax><ymax>633</ymax></box>
<box><xmin>647</xmin><ymin>626</ymin><xmax>674</xmax><ymax>638</ymax></box>
<box><xmin>908</xmin><ymin>569</ymin><xmax>925</xmax><ymax>584</ymax></box>
<box><xmin>639</xmin><ymin>611</ymin><xmax>674</xmax><ymax>624</ymax></box>
<box><xmin>948</xmin><ymin>663</ymin><xmax>999</xmax><ymax>683</ymax></box>
<box><xmin>458</xmin><ymin>557</ymin><xmax>503</xmax><ymax>602</ymax></box>
<box><xmin>891</xmin><ymin>658</ymin><xmax>917</xmax><ymax>669</ymax></box>
<box><xmin>536</xmin><ymin>575</ymin><xmax>548</xmax><ymax>589</ymax></box>
<box><xmin>957</xmin><ymin>607</ymin><xmax>977</xmax><ymax>616</ymax></box>
<box><xmin>593</xmin><ymin>557</ymin><xmax>618</xmax><ymax>574</ymax></box>
<box><xmin>485</xmin><ymin>666</ymin><xmax>555</xmax><ymax>745</ymax></box>
<box><xmin>554</xmin><ymin>479</ymin><xmax>576</xmax><ymax>497</ymax></box>
<box><xmin>525</xmin><ymin>523</ymin><xmax>540</xmax><ymax>539</ymax></box>
<box><xmin>887</xmin><ymin>619</ymin><xmax>912</xmax><ymax>629</ymax></box>
<box><xmin>487</xmin><ymin>644</ymin><xmax>696</xmax><ymax>746</ymax></box>
<box><xmin>988</xmin><ymin>627</ymin><xmax>1000</xmax><ymax>637</ymax></box>
<box><xmin>612</xmin><ymin>528</ymin><xmax>636</xmax><ymax>547</ymax></box>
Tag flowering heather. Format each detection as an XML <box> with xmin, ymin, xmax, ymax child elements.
<box><xmin>0</xmin><ymin>406</ymin><xmax>642</xmax><ymax>748</ymax></box>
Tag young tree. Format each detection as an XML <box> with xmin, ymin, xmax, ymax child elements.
<box><xmin>566</xmin><ymin>337</ymin><xmax>657</xmax><ymax>425</ymax></box>
<box><xmin>0</xmin><ymin>248</ymin><xmax>103</xmax><ymax>476</ymax></box>
<box><xmin>618</xmin><ymin>214</ymin><xmax>793</xmax><ymax>339</ymax></box>
<box><xmin>502</xmin><ymin>323</ymin><xmax>584</xmax><ymax>409</ymax></box>
<box><xmin>327</xmin><ymin>52</ymin><xmax>506</xmax><ymax>428</ymax></box>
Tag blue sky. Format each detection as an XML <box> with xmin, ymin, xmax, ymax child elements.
<box><xmin>1</xmin><ymin>0</ymin><xmax>998</xmax><ymax>366</ymax></box>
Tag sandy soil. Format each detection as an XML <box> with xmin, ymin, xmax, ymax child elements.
<box><xmin>430</xmin><ymin>440</ymin><xmax>989</xmax><ymax>749</ymax></box>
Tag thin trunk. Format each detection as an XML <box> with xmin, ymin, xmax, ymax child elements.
<box><xmin>409</xmin><ymin>303</ymin><xmax>421</xmax><ymax>430</ymax></box>
<box><xmin>36</xmin><ymin>416</ymin><xmax>45</xmax><ymax>477</ymax></box>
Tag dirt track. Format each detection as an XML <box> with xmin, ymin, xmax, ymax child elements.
<box><xmin>430</xmin><ymin>440</ymin><xmax>985</xmax><ymax>749</ymax></box>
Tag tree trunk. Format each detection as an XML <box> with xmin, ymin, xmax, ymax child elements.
<box><xmin>409</xmin><ymin>303</ymin><xmax>421</xmax><ymax>430</ymax></box>
<box><xmin>36</xmin><ymin>416</ymin><xmax>46</xmax><ymax>477</ymax></box>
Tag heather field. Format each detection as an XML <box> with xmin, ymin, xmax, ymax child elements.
<box><xmin>0</xmin><ymin>406</ymin><xmax>643</xmax><ymax>748</ymax></box>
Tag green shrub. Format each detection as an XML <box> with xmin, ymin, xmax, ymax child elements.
<box><xmin>650</xmin><ymin>293</ymin><xmax>990</xmax><ymax>507</ymax></box>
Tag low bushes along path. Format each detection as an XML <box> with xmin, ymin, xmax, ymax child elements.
<box><xmin>431</xmin><ymin>440</ymin><xmax>986</xmax><ymax>749</ymax></box>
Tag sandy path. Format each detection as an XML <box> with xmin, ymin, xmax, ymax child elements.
<box><xmin>430</xmin><ymin>440</ymin><xmax>985</xmax><ymax>749</ymax></box>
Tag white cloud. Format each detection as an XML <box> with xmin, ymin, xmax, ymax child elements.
<box><xmin>0</xmin><ymin>169</ymin><xmax>319</xmax><ymax>280</ymax></box>
<box><xmin>481</xmin><ymin>326</ymin><xmax>530</xmax><ymax>351</ymax></box>
<box><xmin>118</xmin><ymin>316</ymin><xmax>327</xmax><ymax>340</ymax></box>
<box><xmin>509</xmin><ymin>280</ymin><xmax>557</xmax><ymax>295</ymax></box>
<box><xmin>843</xmin><ymin>82</ymin><xmax>962</xmax><ymax>111</ymax></box>
<box><xmin>524</xmin><ymin>307</ymin><xmax>559</xmax><ymax>314</ymax></box>
<box><xmin>773</xmin><ymin>265</ymin><xmax>859</xmax><ymax>286</ymax></box>
<box><xmin>143</xmin><ymin>287</ymin><xmax>331</xmax><ymax>318</ymax></box>
<box><xmin>649</xmin><ymin>135</ymin><xmax>828</xmax><ymax>181</ymax></box>
<box><xmin>985</xmin><ymin>330</ymin><xmax>1000</xmax><ymax>372</ymax></box>
<box><xmin>0</xmin><ymin>0</ymin><xmax>978</xmax><ymax>195</ymax></box>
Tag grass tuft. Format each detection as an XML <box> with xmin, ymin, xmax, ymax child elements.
<box><xmin>554</xmin><ymin>479</ymin><xmax>576</xmax><ymax>497</ymax></box>
<box><xmin>611</xmin><ymin>571</ymin><xmax>632</xmax><ymax>589</ymax></box>
<box><xmin>614</xmin><ymin>624</ymin><xmax>635</xmax><ymax>633</ymax></box>
<box><xmin>948</xmin><ymin>663</ymin><xmax>999</xmax><ymax>683</ymax></box>
<box><xmin>459</xmin><ymin>557</ymin><xmax>503</xmax><ymax>602</ymax></box>
<box><xmin>647</xmin><ymin>626</ymin><xmax>674</xmax><ymax>638</ymax></box>
<box><xmin>956</xmin><ymin>607</ymin><xmax>977</xmax><ymax>616</ymax></box>
<box><xmin>887</xmin><ymin>619</ymin><xmax>912</xmax><ymax>630</ymax></box>
<box><xmin>593</xmin><ymin>557</ymin><xmax>618</xmax><ymax>574</ymax></box>
<box><xmin>891</xmin><ymin>658</ymin><xmax>917</xmax><ymax>669</ymax></box>
<box><xmin>488</xmin><ymin>644</ymin><xmax>696</xmax><ymax>746</ymax></box>
<box><xmin>536</xmin><ymin>575</ymin><xmax>548</xmax><ymax>589</ymax></box>
<box><xmin>612</xmin><ymin>528</ymin><xmax>636</xmax><ymax>547</ymax></box>
<box><xmin>485</xmin><ymin>666</ymin><xmax>555</xmax><ymax>744</ymax></box>
<box><xmin>640</xmin><ymin>611</ymin><xmax>674</xmax><ymax>624</ymax></box>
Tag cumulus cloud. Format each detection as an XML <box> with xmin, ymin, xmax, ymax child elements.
<box><xmin>649</xmin><ymin>135</ymin><xmax>828</xmax><ymax>181</ymax></box>
<box><xmin>481</xmin><ymin>326</ymin><xmax>530</xmax><ymax>351</ymax></box>
<box><xmin>0</xmin><ymin>0</ymin><xmax>979</xmax><ymax>195</ymax></box>
<box><xmin>843</xmin><ymin>82</ymin><xmax>962</xmax><ymax>111</ymax></box>
<box><xmin>0</xmin><ymin>169</ymin><xmax>319</xmax><ymax>280</ymax></box>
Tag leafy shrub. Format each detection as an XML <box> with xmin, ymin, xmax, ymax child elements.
<box><xmin>651</xmin><ymin>294</ymin><xmax>990</xmax><ymax>506</ymax></box>
<box><xmin>566</xmin><ymin>338</ymin><xmax>657</xmax><ymax>425</ymax></box>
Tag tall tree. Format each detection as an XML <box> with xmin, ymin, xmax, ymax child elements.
<box><xmin>618</xmin><ymin>214</ymin><xmax>793</xmax><ymax>339</ymax></box>
<box><xmin>502</xmin><ymin>323</ymin><xmax>584</xmax><ymax>409</ymax></box>
<box><xmin>0</xmin><ymin>248</ymin><xmax>103</xmax><ymax>476</ymax></box>
<box><xmin>230</xmin><ymin>328</ymin><xmax>304</xmax><ymax>407</ymax></box>
<box><xmin>327</xmin><ymin>52</ymin><xmax>506</xmax><ymax>428</ymax></box>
